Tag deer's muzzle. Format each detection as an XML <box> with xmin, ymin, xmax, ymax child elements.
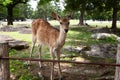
<box><xmin>64</xmin><ymin>29</ymin><xmax>68</xmax><ymax>33</ymax></box>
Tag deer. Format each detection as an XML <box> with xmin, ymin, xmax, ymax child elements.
<box><xmin>29</xmin><ymin>12</ymin><xmax>70</xmax><ymax>80</ymax></box>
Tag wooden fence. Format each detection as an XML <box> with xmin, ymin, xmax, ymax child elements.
<box><xmin>0</xmin><ymin>42</ymin><xmax>120</xmax><ymax>80</ymax></box>
<box><xmin>0</xmin><ymin>42</ymin><xmax>10</xmax><ymax>80</ymax></box>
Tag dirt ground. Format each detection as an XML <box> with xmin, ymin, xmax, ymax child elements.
<box><xmin>29</xmin><ymin>62</ymin><xmax>115</xmax><ymax>80</ymax></box>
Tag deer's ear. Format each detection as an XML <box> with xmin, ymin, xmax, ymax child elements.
<box><xmin>52</xmin><ymin>12</ymin><xmax>60</xmax><ymax>20</ymax></box>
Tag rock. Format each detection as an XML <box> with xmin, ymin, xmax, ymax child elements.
<box><xmin>117</xmin><ymin>37</ymin><xmax>120</xmax><ymax>42</ymax></box>
<box><xmin>64</xmin><ymin>46</ymin><xmax>89</xmax><ymax>53</ymax></box>
<box><xmin>91</xmin><ymin>33</ymin><xmax>117</xmax><ymax>40</ymax></box>
<box><xmin>0</xmin><ymin>35</ymin><xmax>29</xmax><ymax>50</ymax></box>
<box><xmin>64</xmin><ymin>46</ymin><xmax>80</xmax><ymax>53</ymax></box>
<box><xmin>0</xmin><ymin>35</ymin><xmax>15</xmax><ymax>41</ymax></box>
<box><xmin>95</xmin><ymin>76</ymin><xmax>114</xmax><ymax>80</ymax></box>
<box><xmin>83</xmin><ymin>44</ymin><xmax>117</xmax><ymax>59</ymax></box>
<box><xmin>65</xmin><ymin>44</ymin><xmax>117</xmax><ymax>59</ymax></box>
<box><xmin>72</xmin><ymin>57</ymin><xmax>90</xmax><ymax>62</ymax></box>
<box><xmin>9</xmin><ymin>40</ymin><xmax>29</xmax><ymax>50</ymax></box>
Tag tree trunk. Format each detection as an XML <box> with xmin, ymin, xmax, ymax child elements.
<box><xmin>111</xmin><ymin>6</ymin><xmax>118</xmax><ymax>29</ymax></box>
<box><xmin>78</xmin><ymin>3</ymin><xmax>85</xmax><ymax>25</ymax></box>
<box><xmin>7</xmin><ymin>6</ymin><xmax>13</xmax><ymax>25</ymax></box>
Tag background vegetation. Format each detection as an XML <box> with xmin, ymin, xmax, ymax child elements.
<box><xmin>0</xmin><ymin>0</ymin><xmax>120</xmax><ymax>79</ymax></box>
<box><xmin>0</xmin><ymin>0</ymin><xmax>120</xmax><ymax>29</ymax></box>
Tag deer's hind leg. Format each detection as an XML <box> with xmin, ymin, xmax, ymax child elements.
<box><xmin>38</xmin><ymin>44</ymin><xmax>44</xmax><ymax>80</ymax></box>
<box><xmin>38</xmin><ymin>44</ymin><xmax>42</xmax><ymax>68</ymax></box>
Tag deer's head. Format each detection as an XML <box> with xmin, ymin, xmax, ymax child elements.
<box><xmin>52</xmin><ymin>12</ymin><xmax>71</xmax><ymax>33</ymax></box>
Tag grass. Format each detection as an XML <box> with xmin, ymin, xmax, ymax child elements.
<box><xmin>86</xmin><ymin>20</ymin><xmax>120</xmax><ymax>28</ymax></box>
<box><xmin>0</xmin><ymin>20</ymin><xmax>118</xmax><ymax>79</ymax></box>
<box><xmin>66</xmin><ymin>26</ymin><xmax>117</xmax><ymax>46</ymax></box>
<box><xmin>1</xmin><ymin>32</ymin><xmax>32</xmax><ymax>42</ymax></box>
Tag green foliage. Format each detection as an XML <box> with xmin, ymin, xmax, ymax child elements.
<box><xmin>104</xmin><ymin>36</ymin><xmax>117</xmax><ymax>43</ymax></box>
<box><xmin>38</xmin><ymin>0</ymin><xmax>51</xmax><ymax>5</ymax></box>
<box><xmin>33</xmin><ymin>2</ymin><xmax>55</xmax><ymax>19</ymax></box>
<box><xmin>0</xmin><ymin>0</ymin><xmax>29</xmax><ymax>25</ymax></box>
<box><xmin>2</xmin><ymin>0</ymin><xmax>13</xmax><ymax>6</ymax></box>
<box><xmin>33</xmin><ymin>0</ymin><xmax>64</xmax><ymax>20</ymax></box>
<box><xmin>14</xmin><ymin>4</ymin><xmax>33</xmax><ymax>20</ymax></box>
<box><xmin>0</xmin><ymin>6</ymin><xmax>7</xmax><ymax>20</ymax></box>
<box><xmin>9</xmin><ymin>49</ymin><xmax>41</xmax><ymax>80</ymax></box>
<box><xmin>10</xmin><ymin>60</ymin><xmax>40</xmax><ymax>80</ymax></box>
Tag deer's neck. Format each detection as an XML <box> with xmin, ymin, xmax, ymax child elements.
<box><xmin>57</xmin><ymin>26</ymin><xmax>67</xmax><ymax>47</ymax></box>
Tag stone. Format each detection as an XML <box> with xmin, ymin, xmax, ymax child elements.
<box><xmin>64</xmin><ymin>44</ymin><xmax>117</xmax><ymax>59</ymax></box>
<box><xmin>0</xmin><ymin>35</ymin><xmax>29</xmax><ymax>50</ymax></box>
<box><xmin>82</xmin><ymin>44</ymin><xmax>117</xmax><ymax>59</ymax></box>
<box><xmin>64</xmin><ymin>45</ymin><xmax>89</xmax><ymax>53</ymax></box>
<box><xmin>0</xmin><ymin>35</ymin><xmax>15</xmax><ymax>41</ymax></box>
<box><xmin>72</xmin><ymin>57</ymin><xmax>90</xmax><ymax>62</ymax></box>
<box><xmin>9</xmin><ymin>40</ymin><xmax>29</xmax><ymax>50</ymax></box>
<box><xmin>91</xmin><ymin>33</ymin><xmax>117</xmax><ymax>40</ymax></box>
<box><xmin>117</xmin><ymin>37</ymin><xmax>120</xmax><ymax>42</ymax></box>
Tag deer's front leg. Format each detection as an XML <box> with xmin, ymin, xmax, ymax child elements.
<box><xmin>55</xmin><ymin>49</ymin><xmax>62</xmax><ymax>80</ymax></box>
<box><xmin>50</xmin><ymin>48</ymin><xmax>55</xmax><ymax>80</ymax></box>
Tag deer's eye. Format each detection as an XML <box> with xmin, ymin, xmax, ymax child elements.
<box><xmin>60</xmin><ymin>22</ymin><xmax>62</xmax><ymax>24</ymax></box>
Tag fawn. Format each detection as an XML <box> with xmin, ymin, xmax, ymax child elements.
<box><xmin>29</xmin><ymin>12</ymin><xmax>70</xmax><ymax>80</ymax></box>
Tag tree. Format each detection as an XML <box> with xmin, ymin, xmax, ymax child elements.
<box><xmin>105</xmin><ymin>0</ymin><xmax>120</xmax><ymax>29</ymax></box>
<box><xmin>33</xmin><ymin>0</ymin><xmax>63</xmax><ymax>20</ymax></box>
<box><xmin>91</xmin><ymin>0</ymin><xmax>120</xmax><ymax>29</ymax></box>
<box><xmin>65</xmin><ymin>0</ymin><xmax>90</xmax><ymax>25</ymax></box>
<box><xmin>14</xmin><ymin>3</ymin><xmax>33</xmax><ymax>20</ymax></box>
<box><xmin>0</xmin><ymin>5</ymin><xmax>7</xmax><ymax>20</ymax></box>
<box><xmin>0</xmin><ymin>0</ymin><xmax>29</xmax><ymax>25</ymax></box>
<box><xmin>34</xmin><ymin>2</ymin><xmax>55</xmax><ymax>20</ymax></box>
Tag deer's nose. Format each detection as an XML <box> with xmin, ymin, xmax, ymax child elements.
<box><xmin>64</xmin><ymin>29</ymin><xmax>68</xmax><ymax>33</ymax></box>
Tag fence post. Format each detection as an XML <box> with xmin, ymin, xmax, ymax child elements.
<box><xmin>115</xmin><ymin>44</ymin><xmax>120</xmax><ymax>80</ymax></box>
<box><xmin>0</xmin><ymin>41</ymin><xmax>10</xmax><ymax>80</ymax></box>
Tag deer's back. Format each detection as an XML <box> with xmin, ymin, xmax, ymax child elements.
<box><xmin>32</xmin><ymin>19</ymin><xmax>60</xmax><ymax>47</ymax></box>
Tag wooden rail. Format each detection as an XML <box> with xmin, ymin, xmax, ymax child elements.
<box><xmin>1</xmin><ymin>57</ymin><xmax>120</xmax><ymax>67</ymax></box>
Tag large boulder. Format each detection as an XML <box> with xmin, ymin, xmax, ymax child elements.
<box><xmin>64</xmin><ymin>44</ymin><xmax>117</xmax><ymax>59</ymax></box>
<box><xmin>83</xmin><ymin>44</ymin><xmax>117</xmax><ymax>59</ymax></box>
<box><xmin>0</xmin><ymin>35</ymin><xmax>29</xmax><ymax>50</ymax></box>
